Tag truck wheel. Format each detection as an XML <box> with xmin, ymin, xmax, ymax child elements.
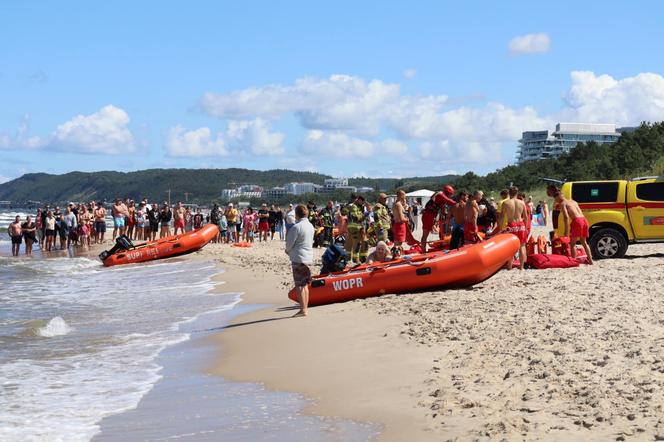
<box><xmin>589</xmin><ymin>228</ymin><xmax>627</xmax><ymax>259</ymax></box>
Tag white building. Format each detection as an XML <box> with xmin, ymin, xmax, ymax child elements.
<box><xmin>356</xmin><ymin>186</ymin><xmax>374</xmax><ymax>193</ymax></box>
<box><xmin>324</xmin><ymin>178</ymin><xmax>348</xmax><ymax>189</ymax></box>
<box><xmin>517</xmin><ymin>123</ymin><xmax>621</xmax><ymax>163</ymax></box>
<box><xmin>284</xmin><ymin>182</ymin><xmax>320</xmax><ymax>195</ymax></box>
<box><xmin>221</xmin><ymin>184</ymin><xmax>263</xmax><ymax>200</ymax></box>
<box><xmin>264</xmin><ymin>187</ymin><xmax>287</xmax><ymax>198</ymax></box>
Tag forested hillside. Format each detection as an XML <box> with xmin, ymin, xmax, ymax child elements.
<box><xmin>2</xmin><ymin>122</ymin><xmax>662</xmax><ymax>205</ymax></box>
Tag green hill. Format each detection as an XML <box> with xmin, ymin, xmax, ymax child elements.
<box><xmin>3</xmin><ymin>122</ymin><xmax>662</xmax><ymax>206</ymax></box>
<box><xmin>0</xmin><ymin>168</ymin><xmax>458</xmax><ymax>205</ymax></box>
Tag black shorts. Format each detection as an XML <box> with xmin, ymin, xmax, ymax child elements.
<box><xmin>95</xmin><ymin>221</ymin><xmax>106</xmax><ymax>233</ymax></box>
<box><xmin>11</xmin><ymin>235</ymin><xmax>22</xmax><ymax>244</ymax></box>
<box><xmin>45</xmin><ymin>229</ymin><xmax>56</xmax><ymax>237</ymax></box>
<box><xmin>151</xmin><ymin>223</ymin><xmax>159</xmax><ymax>232</ymax></box>
<box><xmin>23</xmin><ymin>233</ymin><xmax>36</xmax><ymax>242</ymax></box>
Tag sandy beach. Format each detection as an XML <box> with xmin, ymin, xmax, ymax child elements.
<box><xmin>197</xmin><ymin>229</ymin><xmax>664</xmax><ymax>441</ymax></box>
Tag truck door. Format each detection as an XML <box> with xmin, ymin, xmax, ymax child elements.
<box><xmin>628</xmin><ymin>179</ymin><xmax>664</xmax><ymax>239</ymax></box>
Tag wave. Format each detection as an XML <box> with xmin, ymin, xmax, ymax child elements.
<box><xmin>37</xmin><ymin>316</ymin><xmax>73</xmax><ymax>337</ymax></box>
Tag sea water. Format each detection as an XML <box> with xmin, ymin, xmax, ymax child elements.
<box><xmin>0</xmin><ymin>244</ymin><xmax>240</xmax><ymax>441</ymax></box>
<box><xmin>0</xmin><ymin>210</ymin><xmax>378</xmax><ymax>441</ymax></box>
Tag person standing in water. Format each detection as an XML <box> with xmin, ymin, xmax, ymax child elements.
<box><xmin>8</xmin><ymin>215</ymin><xmax>22</xmax><ymax>256</ymax></box>
<box><xmin>21</xmin><ymin>215</ymin><xmax>37</xmax><ymax>255</ymax></box>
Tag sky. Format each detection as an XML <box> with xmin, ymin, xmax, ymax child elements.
<box><xmin>1</xmin><ymin>1</ymin><xmax>664</xmax><ymax>184</ymax></box>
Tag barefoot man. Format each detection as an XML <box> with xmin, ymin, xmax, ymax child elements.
<box><xmin>555</xmin><ymin>191</ymin><xmax>594</xmax><ymax>264</ymax></box>
<box><xmin>391</xmin><ymin>190</ymin><xmax>408</xmax><ymax>254</ymax></box>
<box><xmin>420</xmin><ymin>184</ymin><xmax>456</xmax><ymax>253</ymax></box>
<box><xmin>8</xmin><ymin>215</ymin><xmax>22</xmax><ymax>257</ymax></box>
<box><xmin>447</xmin><ymin>191</ymin><xmax>468</xmax><ymax>249</ymax></box>
<box><xmin>286</xmin><ymin>204</ymin><xmax>315</xmax><ymax>317</ymax></box>
<box><xmin>94</xmin><ymin>203</ymin><xmax>107</xmax><ymax>244</ymax></box>
<box><xmin>112</xmin><ymin>199</ymin><xmax>128</xmax><ymax>239</ymax></box>
<box><xmin>493</xmin><ymin>186</ymin><xmax>528</xmax><ymax>270</ymax></box>
<box><xmin>463</xmin><ymin>191</ymin><xmax>483</xmax><ymax>245</ymax></box>
<box><xmin>173</xmin><ymin>201</ymin><xmax>185</xmax><ymax>235</ymax></box>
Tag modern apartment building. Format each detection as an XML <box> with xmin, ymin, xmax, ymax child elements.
<box><xmin>517</xmin><ymin>123</ymin><xmax>622</xmax><ymax>163</ymax></box>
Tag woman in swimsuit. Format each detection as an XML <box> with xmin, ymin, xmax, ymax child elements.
<box><xmin>79</xmin><ymin>206</ymin><xmax>91</xmax><ymax>247</ymax></box>
<box><xmin>44</xmin><ymin>211</ymin><xmax>56</xmax><ymax>252</ymax></box>
<box><xmin>35</xmin><ymin>208</ymin><xmax>44</xmax><ymax>249</ymax></box>
<box><xmin>135</xmin><ymin>203</ymin><xmax>146</xmax><ymax>241</ymax></box>
<box><xmin>126</xmin><ymin>201</ymin><xmax>136</xmax><ymax>240</ymax></box>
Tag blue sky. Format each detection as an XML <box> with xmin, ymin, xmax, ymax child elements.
<box><xmin>1</xmin><ymin>1</ymin><xmax>663</xmax><ymax>183</ymax></box>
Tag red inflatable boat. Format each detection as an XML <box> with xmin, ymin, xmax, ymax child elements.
<box><xmin>100</xmin><ymin>224</ymin><xmax>219</xmax><ymax>267</ymax></box>
<box><xmin>288</xmin><ymin>233</ymin><xmax>520</xmax><ymax>306</ymax></box>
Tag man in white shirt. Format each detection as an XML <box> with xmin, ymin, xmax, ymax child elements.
<box><xmin>285</xmin><ymin>204</ymin><xmax>296</xmax><ymax>234</ymax></box>
<box><xmin>285</xmin><ymin>204</ymin><xmax>315</xmax><ymax>317</ymax></box>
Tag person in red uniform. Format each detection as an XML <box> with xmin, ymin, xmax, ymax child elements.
<box><xmin>420</xmin><ymin>184</ymin><xmax>456</xmax><ymax>253</ymax></box>
<box><xmin>555</xmin><ymin>191</ymin><xmax>593</xmax><ymax>264</ymax></box>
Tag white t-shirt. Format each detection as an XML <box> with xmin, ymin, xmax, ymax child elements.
<box><xmin>286</xmin><ymin>210</ymin><xmax>296</xmax><ymax>225</ymax></box>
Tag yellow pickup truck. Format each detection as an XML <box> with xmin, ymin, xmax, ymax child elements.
<box><xmin>554</xmin><ymin>176</ymin><xmax>664</xmax><ymax>258</ymax></box>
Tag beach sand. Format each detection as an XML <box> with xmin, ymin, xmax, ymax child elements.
<box><xmin>199</xmin><ymin>230</ymin><xmax>664</xmax><ymax>441</ymax></box>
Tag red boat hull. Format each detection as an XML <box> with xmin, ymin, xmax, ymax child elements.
<box><xmin>289</xmin><ymin>234</ymin><xmax>519</xmax><ymax>306</ymax></box>
<box><xmin>102</xmin><ymin>224</ymin><xmax>219</xmax><ymax>266</ymax></box>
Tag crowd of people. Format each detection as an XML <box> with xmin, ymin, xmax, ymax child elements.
<box><xmin>284</xmin><ymin>183</ymin><xmax>592</xmax><ymax>316</ymax></box>
<box><xmin>7</xmin><ymin>185</ymin><xmax>592</xmax><ymax>275</ymax></box>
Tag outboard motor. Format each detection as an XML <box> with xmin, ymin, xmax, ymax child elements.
<box><xmin>320</xmin><ymin>244</ymin><xmax>349</xmax><ymax>275</ymax></box>
<box><xmin>99</xmin><ymin>235</ymin><xmax>135</xmax><ymax>261</ymax></box>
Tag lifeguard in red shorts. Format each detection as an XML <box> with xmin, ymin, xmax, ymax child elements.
<box><xmin>555</xmin><ymin>191</ymin><xmax>593</xmax><ymax>264</ymax></box>
<box><xmin>492</xmin><ymin>186</ymin><xmax>528</xmax><ymax>270</ymax></box>
<box><xmin>420</xmin><ymin>184</ymin><xmax>456</xmax><ymax>253</ymax></box>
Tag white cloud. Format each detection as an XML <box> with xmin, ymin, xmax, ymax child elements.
<box><xmin>164</xmin><ymin>118</ymin><xmax>284</xmax><ymax>157</ymax></box>
<box><xmin>381</xmin><ymin>139</ymin><xmax>409</xmax><ymax>155</ymax></box>
<box><xmin>301</xmin><ymin>130</ymin><xmax>375</xmax><ymax>158</ymax></box>
<box><xmin>51</xmin><ymin>105</ymin><xmax>136</xmax><ymax>154</ymax></box>
<box><xmin>0</xmin><ymin>175</ymin><xmax>11</xmax><ymax>184</ymax></box>
<box><xmin>562</xmin><ymin>71</ymin><xmax>664</xmax><ymax>125</ymax></box>
<box><xmin>508</xmin><ymin>33</ymin><xmax>551</xmax><ymax>56</ymax></box>
<box><xmin>165</xmin><ymin>125</ymin><xmax>228</xmax><ymax>157</ymax></box>
<box><xmin>403</xmin><ymin>68</ymin><xmax>417</xmax><ymax>79</ymax></box>
<box><xmin>226</xmin><ymin>118</ymin><xmax>285</xmax><ymax>155</ymax></box>
<box><xmin>199</xmin><ymin>74</ymin><xmax>548</xmax><ymax>164</ymax></box>
<box><xmin>0</xmin><ymin>115</ymin><xmax>44</xmax><ymax>150</ymax></box>
<box><xmin>202</xmin><ymin>75</ymin><xmax>403</xmax><ymax>136</ymax></box>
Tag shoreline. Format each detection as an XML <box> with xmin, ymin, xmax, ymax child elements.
<box><xmin>199</xmin><ymin>234</ymin><xmax>664</xmax><ymax>440</ymax></box>
<box><xmin>201</xmin><ymin>242</ymin><xmax>447</xmax><ymax>441</ymax></box>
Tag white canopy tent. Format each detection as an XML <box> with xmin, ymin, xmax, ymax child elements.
<box><xmin>405</xmin><ymin>189</ymin><xmax>434</xmax><ymax>199</ymax></box>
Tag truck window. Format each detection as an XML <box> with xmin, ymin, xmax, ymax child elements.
<box><xmin>635</xmin><ymin>182</ymin><xmax>664</xmax><ymax>201</ymax></box>
<box><xmin>571</xmin><ymin>182</ymin><xmax>619</xmax><ymax>203</ymax></box>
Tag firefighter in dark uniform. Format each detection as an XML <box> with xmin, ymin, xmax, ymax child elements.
<box><xmin>319</xmin><ymin>200</ymin><xmax>335</xmax><ymax>247</ymax></box>
<box><xmin>372</xmin><ymin>193</ymin><xmax>391</xmax><ymax>243</ymax></box>
<box><xmin>342</xmin><ymin>194</ymin><xmax>367</xmax><ymax>264</ymax></box>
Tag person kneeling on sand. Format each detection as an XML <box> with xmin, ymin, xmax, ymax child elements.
<box><xmin>555</xmin><ymin>191</ymin><xmax>594</xmax><ymax>265</ymax></box>
<box><xmin>366</xmin><ymin>241</ymin><xmax>392</xmax><ymax>264</ymax></box>
<box><xmin>285</xmin><ymin>204</ymin><xmax>315</xmax><ymax>317</ymax></box>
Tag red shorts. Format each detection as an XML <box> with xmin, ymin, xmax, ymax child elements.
<box><xmin>392</xmin><ymin>222</ymin><xmax>407</xmax><ymax>243</ymax></box>
<box><xmin>505</xmin><ymin>221</ymin><xmax>527</xmax><ymax>245</ymax></box>
<box><xmin>422</xmin><ymin>211</ymin><xmax>436</xmax><ymax>231</ymax></box>
<box><xmin>258</xmin><ymin>221</ymin><xmax>270</xmax><ymax>232</ymax></box>
<box><xmin>570</xmin><ymin>217</ymin><xmax>589</xmax><ymax>239</ymax></box>
<box><xmin>463</xmin><ymin>222</ymin><xmax>479</xmax><ymax>243</ymax></box>
<box><xmin>174</xmin><ymin>219</ymin><xmax>185</xmax><ymax>229</ymax></box>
